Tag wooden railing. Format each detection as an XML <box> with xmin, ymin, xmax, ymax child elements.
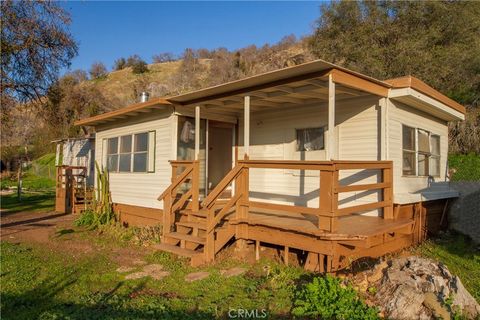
<box><xmin>158</xmin><ymin>160</ymin><xmax>199</xmax><ymax>238</ymax></box>
<box><xmin>55</xmin><ymin>165</ymin><xmax>87</xmax><ymax>213</ymax></box>
<box><xmin>203</xmin><ymin>160</ymin><xmax>393</xmax><ymax>234</ymax></box>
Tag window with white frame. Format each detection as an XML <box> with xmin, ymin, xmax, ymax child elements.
<box><xmin>402</xmin><ymin>125</ymin><xmax>440</xmax><ymax>177</ymax></box>
<box><xmin>296</xmin><ymin>127</ymin><xmax>325</xmax><ymax>151</ymax></box>
<box><xmin>105</xmin><ymin>131</ymin><xmax>155</xmax><ymax>173</ymax></box>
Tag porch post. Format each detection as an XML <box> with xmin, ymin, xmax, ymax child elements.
<box><xmin>195</xmin><ymin>105</ymin><xmax>200</xmax><ymax>160</ymax></box>
<box><xmin>379</xmin><ymin>98</ymin><xmax>387</xmax><ymax>160</ymax></box>
<box><xmin>244</xmin><ymin>95</ymin><xmax>250</xmax><ymax>159</ymax></box>
<box><xmin>327</xmin><ymin>74</ymin><xmax>336</xmax><ymax>160</ymax></box>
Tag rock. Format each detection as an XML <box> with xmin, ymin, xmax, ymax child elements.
<box><xmin>142</xmin><ymin>264</ymin><xmax>163</xmax><ymax>273</ymax></box>
<box><xmin>370</xmin><ymin>256</ymin><xmax>480</xmax><ymax>319</ymax></box>
<box><xmin>450</xmin><ymin>276</ymin><xmax>480</xmax><ymax>319</ymax></box>
<box><xmin>185</xmin><ymin>271</ymin><xmax>210</xmax><ymax>282</ymax></box>
<box><xmin>125</xmin><ymin>271</ymin><xmax>149</xmax><ymax>280</ymax></box>
<box><xmin>220</xmin><ymin>267</ymin><xmax>247</xmax><ymax>278</ymax></box>
<box><xmin>367</xmin><ymin>260</ymin><xmax>387</xmax><ymax>283</ymax></box>
<box><xmin>383</xmin><ymin>284</ymin><xmax>425</xmax><ymax>319</ymax></box>
<box><xmin>116</xmin><ymin>266</ymin><xmax>135</xmax><ymax>273</ymax></box>
<box><xmin>423</xmin><ymin>292</ymin><xmax>451</xmax><ymax>320</ymax></box>
<box><xmin>150</xmin><ymin>271</ymin><xmax>170</xmax><ymax>280</ymax></box>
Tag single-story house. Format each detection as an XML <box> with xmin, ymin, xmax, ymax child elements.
<box><xmin>69</xmin><ymin>59</ymin><xmax>465</xmax><ymax>271</ymax></box>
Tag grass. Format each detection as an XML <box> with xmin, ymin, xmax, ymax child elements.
<box><xmin>448</xmin><ymin>153</ymin><xmax>480</xmax><ymax>181</ymax></box>
<box><xmin>0</xmin><ymin>191</ymin><xmax>55</xmax><ymax>214</ymax></box>
<box><xmin>416</xmin><ymin>232</ymin><xmax>480</xmax><ymax>302</ymax></box>
<box><xmin>0</xmin><ymin>241</ymin><xmax>309</xmax><ymax>319</ymax></box>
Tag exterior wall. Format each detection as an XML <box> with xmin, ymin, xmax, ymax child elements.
<box><xmin>387</xmin><ymin>99</ymin><xmax>450</xmax><ymax>203</ymax></box>
<box><xmin>95</xmin><ymin>109</ymin><xmax>175</xmax><ymax>210</ymax></box>
<box><xmin>238</xmin><ymin>95</ymin><xmax>382</xmax><ymax>211</ymax></box>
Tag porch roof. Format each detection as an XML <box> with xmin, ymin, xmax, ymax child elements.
<box><xmin>75</xmin><ymin>59</ymin><xmax>466</xmax><ymax>126</ymax></box>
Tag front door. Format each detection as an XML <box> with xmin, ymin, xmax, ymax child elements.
<box><xmin>207</xmin><ymin>121</ymin><xmax>233</xmax><ymax>193</ymax></box>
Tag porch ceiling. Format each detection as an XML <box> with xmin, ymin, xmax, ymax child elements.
<box><xmin>178</xmin><ymin>77</ymin><xmax>371</xmax><ymax>116</ymax></box>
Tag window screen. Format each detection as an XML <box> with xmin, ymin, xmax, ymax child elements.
<box><xmin>104</xmin><ymin>132</ymin><xmax>152</xmax><ymax>173</ymax></box>
<box><xmin>296</xmin><ymin>127</ymin><xmax>325</xmax><ymax>151</ymax></box>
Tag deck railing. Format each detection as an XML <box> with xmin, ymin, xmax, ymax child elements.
<box><xmin>159</xmin><ymin>159</ymin><xmax>393</xmax><ymax>238</ymax></box>
<box><xmin>203</xmin><ymin>160</ymin><xmax>393</xmax><ymax>233</ymax></box>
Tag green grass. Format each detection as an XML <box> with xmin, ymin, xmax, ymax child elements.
<box><xmin>416</xmin><ymin>232</ymin><xmax>480</xmax><ymax>302</ymax></box>
<box><xmin>448</xmin><ymin>153</ymin><xmax>480</xmax><ymax>181</ymax></box>
<box><xmin>0</xmin><ymin>241</ymin><xmax>309</xmax><ymax>319</ymax></box>
<box><xmin>0</xmin><ymin>191</ymin><xmax>55</xmax><ymax>214</ymax></box>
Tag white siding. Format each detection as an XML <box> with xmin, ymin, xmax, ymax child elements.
<box><xmin>388</xmin><ymin>99</ymin><xmax>449</xmax><ymax>201</ymax></box>
<box><xmin>95</xmin><ymin>110</ymin><xmax>175</xmax><ymax>209</ymax></box>
<box><xmin>238</xmin><ymin>96</ymin><xmax>382</xmax><ymax>211</ymax></box>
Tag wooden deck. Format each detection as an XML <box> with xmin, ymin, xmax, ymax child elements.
<box><xmin>157</xmin><ymin>159</ymin><xmax>417</xmax><ymax>272</ymax></box>
<box><xmin>230</xmin><ymin>208</ymin><xmax>413</xmax><ymax>240</ymax></box>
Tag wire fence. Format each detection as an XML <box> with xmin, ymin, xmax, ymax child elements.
<box><xmin>30</xmin><ymin>163</ymin><xmax>56</xmax><ymax>180</ymax></box>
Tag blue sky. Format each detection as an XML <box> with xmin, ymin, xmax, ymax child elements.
<box><xmin>62</xmin><ymin>1</ymin><xmax>324</xmax><ymax>73</ymax></box>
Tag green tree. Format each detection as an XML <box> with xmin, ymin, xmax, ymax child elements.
<box><xmin>308</xmin><ymin>1</ymin><xmax>480</xmax><ymax>106</ymax></box>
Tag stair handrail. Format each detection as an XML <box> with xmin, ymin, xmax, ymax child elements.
<box><xmin>157</xmin><ymin>163</ymin><xmax>194</xmax><ymax>201</ymax></box>
<box><xmin>201</xmin><ymin>163</ymin><xmax>244</xmax><ymax>209</ymax></box>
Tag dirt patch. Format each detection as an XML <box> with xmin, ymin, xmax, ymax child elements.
<box><xmin>0</xmin><ymin>210</ymin><xmax>151</xmax><ymax>264</ymax></box>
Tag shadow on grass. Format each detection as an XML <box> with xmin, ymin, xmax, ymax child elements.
<box><xmin>0</xmin><ymin>191</ymin><xmax>55</xmax><ymax>215</ymax></box>
<box><xmin>0</xmin><ymin>272</ymin><xmax>216</xmax><ymax>320</ymax></box>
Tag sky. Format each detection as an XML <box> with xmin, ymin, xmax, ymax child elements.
<box><xmin>61</xmin><ymin>1</ymin><xmax>324</xmax><ymax>73</ymax></box>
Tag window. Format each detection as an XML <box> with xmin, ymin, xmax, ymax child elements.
<box><xmin>133</xmin><ymin>133</ymin><xmax>148</xmax><ymax>172</ymax></box>
<box><xmin>296</xmin><ymin>127</ymin><xmax>325</xmax><ymax>151</ymax></box>
<box><xmin>402</xmin><ymin>125</ymin><xmax>441</xmax><ymax>177</ymax></box>
<box><xmin>107</xmin><ymin>137</ymin><xmax>119</xmax><ymax>172</ymax></box>
<box><xmin>104</xmin><ymin>131</ymin><xmax>154</xmax><ymax>173</ymax></box>
<box><xmin>402</xmin><ymin>126</ymin><xmax>416</xmax><ymax>175</ymax></box>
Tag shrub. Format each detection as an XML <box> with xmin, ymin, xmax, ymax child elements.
<box><xmin>131</xmin><ymin>60</ymin><xmax>148</xmax><ymax>74</ymax></box>
<box><xmin>448</xmin><ymin>153</ymin><xmax>480</xmax><ymax>181</ymax></box>
<box><xmin>292</xmin><ymin>275</ymin><xmax>379</xmax><ymax>320</ymax></box>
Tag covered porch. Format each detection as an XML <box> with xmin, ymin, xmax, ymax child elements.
<box><xmin>156</xmin><ymin>63</ymin><xmax>416</xmax><ymax>271</ymax></box>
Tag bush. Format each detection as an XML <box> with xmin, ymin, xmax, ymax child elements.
<box><xmin>292</xmin><ymin>275</ymin><xmax>379</xmax><ymax>320</ymax></box>
<box><xmin>131</xmin><ymin>60</ymin><xmax>148</xmax><ymax>74</ymax></box>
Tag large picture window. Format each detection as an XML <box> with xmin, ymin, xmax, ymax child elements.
<box><xmin>105</xmin><ymin>131</ymin><xmax>154</xmax><ymax>173</ymax></box>
<box><xmin>402</xmin><ymin>125</ymin><xmax>441</xmax><ymax>177</ymax></box>
<box><xmin>296</xmin><ymin>127</ymin><xmax>325</xmax><ymax>151</ymax></box>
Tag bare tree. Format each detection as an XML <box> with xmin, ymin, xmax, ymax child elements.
<box><xmin>89</xmin><ymin>62</ymin><xmax>108</xmax><ymax>79</ymax></box>
<box><xmin>1</xmin><ymin>0</ymin><xmax>78</xmax><ymax>103</ymax></box>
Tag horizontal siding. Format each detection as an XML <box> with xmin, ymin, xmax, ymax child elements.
<box><xmin>238</xmin><ymin>96</ymin><xmax>382</xmax><ymax>214</ymax></box>
<box><xmin>95</xmin><ymin>110</ymin><xmax>174</xmax><ymax>209</ymax></box>
<box><xmin>388</xmin><ymin>100</ymin><xmax>449</xmax><ymax>197</ymax></box>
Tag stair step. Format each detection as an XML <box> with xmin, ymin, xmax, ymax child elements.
<box><xmin>180</xmin><ymin>209</ymin><xmax>208</xmax><ymax>218</ymax></box>
<box><xmin>167</xmin><ymin>232</ymin><xmax>206</xmax><ymax>245</ymax></box>
<box><xmin>152</xmin><ymin>243</ymin><xmax>202</xmax><ymax>258</ymax></box>
<box><xmin>176</xmin><ymin>222</ymin><xmax>207</xmax><ymax>230</ymax></box>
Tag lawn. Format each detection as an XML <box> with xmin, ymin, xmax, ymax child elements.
<box><xmin>0</xmin><ymin>241</ymin><xmax>307</xmax><ymax>319</ymax></box>
<box><xmin>0</xmin><ymin>191</ymin><xmax>55</xmax><ymax>214</ymax></box>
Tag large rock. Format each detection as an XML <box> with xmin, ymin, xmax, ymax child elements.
<box><xmin>368</xmin><ymin>256</ymin><xmax>480</xmax><ymax>319</ymax></box>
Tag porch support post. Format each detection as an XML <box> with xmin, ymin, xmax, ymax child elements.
<box><xmin>379</xmin><ymin>97</ymin><xmax>387</xmax><ymax>160</ymax></box>
<box><xmin>244</xmin><ymin>95</ymin><xmax>250</xmax><ymax>159</ymax></box>
<box><xmin>195</xmin><ymin>105</ymin><xmax>200</xmax><ymax>160</ymax></box>
<box><xmin>327</xmin><ymin>74</ymin><xmax>336</xmax><ymax>160</ymax></box>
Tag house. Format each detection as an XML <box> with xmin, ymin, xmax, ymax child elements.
<box><xmin>69</xmin><ymin>59</ymin><xmax>465</xmax><ymax>271</ymax></box>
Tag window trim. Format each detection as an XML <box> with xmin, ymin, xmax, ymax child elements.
<box><xmin>105</xmin><ymin>131</ymin><xmax>153</xmax><ymax>174</ymax></box>
<box><xmin>402</xmin><ymin>125</ymin><xmax>441</xmax><ymax>178</ymax></box>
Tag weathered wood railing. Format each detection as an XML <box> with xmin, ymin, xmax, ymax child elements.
<box><xmin>158</xmin><ymin>160</ymin><xmax>199</xmax><ymax>239</ymax></box>
<box><xmin>202</xmin><ymin>160</ymin><xmax>393</xmax><ymax>234</ymax></box>
<box><xmin>55</xmin><ymin>165</ymin><xmax>88</xmax><ymax>213</ymax></box>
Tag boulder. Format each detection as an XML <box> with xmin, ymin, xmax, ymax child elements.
<box><xmin>367</xmin><ymin>256</ymin><xmax>479</xmax><ymax>319</ymax></box>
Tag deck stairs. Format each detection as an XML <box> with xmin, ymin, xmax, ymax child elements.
<box><xmin>153</xmin><ymin>201</ymin><xmax>236</xmax><ymax>267</ymax></box>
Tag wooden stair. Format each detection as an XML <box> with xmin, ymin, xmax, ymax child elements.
<box><xmin>156</xmin><ymin>207</ymin><xmax>235</xmax><ymax>266</ymax></box>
